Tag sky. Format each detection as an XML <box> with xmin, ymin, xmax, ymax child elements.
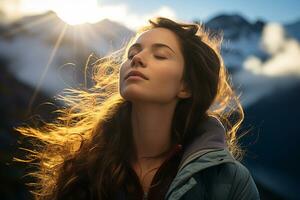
<box><xmin>98</xmin><ymin>0</ymin><xmax>300</xmax><ymax>23</ymax></box>
<box><xmin>0</xmin><ymin>0</ymin><xmax>299</xmax><ymax>30</ymax></box>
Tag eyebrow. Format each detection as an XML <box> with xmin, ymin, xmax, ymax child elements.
<box><xmin>128</xmin><ymin>42</ymin><xmax>176</xmax><ymax>55</ymax></box>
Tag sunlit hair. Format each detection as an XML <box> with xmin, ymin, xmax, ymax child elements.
<box><xmin>16</xmin><ymin>17</ymin><xmax>245</xmax><ymax>199</ymax></box>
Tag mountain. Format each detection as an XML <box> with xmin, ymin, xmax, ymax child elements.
<box><xmin>0</xmin><ymin>11</ymin><xmax>134</xmax><ymax>96</ymax></box>
<box><xmin>0</xmin><ymin>56</ymin><xmax>56</xmax><ymax>200</ymax></box>
<box><xmin>285</xmin><ymin>18</ymin><xmax>300</xmax><ymax>41</ymax></box>
<box><xmin>202</xmin><ymin>13</ymin><xmax>268</xmax><ymax>70</ymax></box>
<box><xmin>241</xmin><ymin>81</ymin><xmax>300</xmax><ymax>199</ymax></box>
<box><xmin>3</xmin><ymin>11</ymin><xmax>134</xmax><ymax>54</ymax></box>
<box><xmin>205</xmin><ymin>13</ymin><xmax>265</xmax><ymax>40</ymax></box>
<box><xmin>1</xmin><ymin>12</ymin><xmax>300</xmax><ymax>95</ymax></box>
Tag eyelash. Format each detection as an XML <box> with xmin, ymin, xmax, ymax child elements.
<box><xmin>127</xmin><ymin>54</ymin><xmax>166</xmax><ymax>60</ymax></box>
<box><xmin>127</xmin><ymin>54</ymin><xmax>134</xmax><ymax>59</ymax></box>
<box><xmin>154</xmin><ymin>55</ymin><xmax>167</xmax><ymax>60</ymax></box>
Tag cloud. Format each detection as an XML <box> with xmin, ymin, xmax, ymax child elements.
<box><xmin>0</xmin><ymin>0</ymin><xmax>177</xmax><ymax>31</ymax></box>
<box><xmin>93</xmin><ymin>5</ymin><xmax>177</xmax><ymax>31</ymax></box>
<box><xmin>260</xmin><ymin>23</ymin><xmax>286</xmax><ymax>55</ymax></box>
<box><xmin>243</xmin><ymin>22</ymin><xmax>300</xmax><ymax>77</ymax></box>
<box><xmin>0</xmin><ymin>0</ymin><xmax>23</xmax><ymax>22</ymax></box>
<box><xmin>234</xmin><ymin>22</ymin><xmax>300</xmax><ymax>107</ymax></box>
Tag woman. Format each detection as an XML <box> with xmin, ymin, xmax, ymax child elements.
<box><xmin>16</xmin><ymin>17</ymin><xmax>260</xmax><ymax>199</ymax></box>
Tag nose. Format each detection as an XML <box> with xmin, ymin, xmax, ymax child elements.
<box><xmin>130</xmin><ymin>52</ymin><xmax>146</xmax><ymax>68</ymax></box>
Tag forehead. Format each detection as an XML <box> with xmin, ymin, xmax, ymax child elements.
<box><xmin>133</xmin><ymin>28</ymin><xmax>181</xmax><ymax>52</ymax></box>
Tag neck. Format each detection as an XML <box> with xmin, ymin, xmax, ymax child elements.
<box><xmin>130</xmin><ymin>101</ymin><xmax>177</xmax><ymax>163</ymax></box>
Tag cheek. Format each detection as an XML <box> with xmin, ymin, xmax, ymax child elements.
<box><xmin>118</xmin><ymin>63</ymin><xmax>127</xmax><ymax>91</ymax></box>
<box><xmin>119</xmin><ymin>62</ymin><xmax>129</xmax><ymax>84</ymax></box>
<box><xmin>148</xmin><ymin>62</ymin><xmax>184</xmax><ymax>102</ymax></box>
<box><xmin>119</xmin><ymin>62</ymin><xmax>127</xmax><ymax>79</ymax></box>
<box><xmin>154</xmin><ymin>62</ymin><xmax>183</xmax><ymax>89</ymax></box>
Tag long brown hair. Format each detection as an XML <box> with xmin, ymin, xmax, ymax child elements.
<box><xmin>16</xmin><ymin>17</ymin><xmax>245</xmax><ymax>199</ymax></box>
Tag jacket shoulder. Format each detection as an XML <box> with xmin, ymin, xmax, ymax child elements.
<box><xmin>181</xmin><ymin>161</ymin><xmax>260</xmax><ymax>200</ymax></box>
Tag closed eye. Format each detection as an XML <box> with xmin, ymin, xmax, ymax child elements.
<box><xmin>127</xmin><ymin>54</ymin><xmax>167</xmax><ymax>60</ymax></box>
<box><xmin>128</xmin><ymin>54</ymin><xmax>134</xmax><ymax>60</ymax></box>
<box><xmin>154</xmin><ymin>55</ymin><xmax>167</xmax><ymax>60</ymax></box>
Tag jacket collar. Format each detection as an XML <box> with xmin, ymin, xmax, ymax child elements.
<box><xmin>178</xmin><ymin>115</ymin><xmax>227</xmax><ymax>169</ymax></box>
<box><xmin>166</xmin><ymin>148</ymin><xmax>235</xmax><ymax>199</ymax></box>
<box><xmin>165</xmin><ymin>116</ymin><xmax>236</xmax><ymax>199</ymax></box>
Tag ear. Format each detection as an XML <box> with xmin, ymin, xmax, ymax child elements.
<box><xmin>177</xmin><ymin>82</ymin><xmax>192</xmax><ymax>99</ymax></box>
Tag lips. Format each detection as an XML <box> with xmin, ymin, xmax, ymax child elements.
<box><xmin>125</xmin><ymin>70</ymin><xmax>148</xmax><ymax>80</ymax></box>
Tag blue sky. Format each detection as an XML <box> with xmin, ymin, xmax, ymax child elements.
<box><xmin>99</xmin><ymin>0</ymin><xmax>300</xmax><ymax>23</ymax></box>
<box><xmin>0</xmin><ymin>0</ymin><xmax>299</xmax><ymax>30</ymax></box>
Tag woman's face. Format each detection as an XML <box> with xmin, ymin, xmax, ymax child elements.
<box><xmin>119</xmin><ymin>27</ymin><xmax>190</xmax><ymax>104</ymax></box>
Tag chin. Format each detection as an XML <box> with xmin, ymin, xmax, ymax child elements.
<box><xmin>121</xmin><ymin>91</ymin><xmax>144</xmax><ymax>101</ymax></box>
<box><xmin>120</xmin><ymin>88</ymin><xmax>172</xmax><ymax>104</ymax></box>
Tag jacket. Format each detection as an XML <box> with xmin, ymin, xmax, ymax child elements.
<box><xmin>165</xmin><ymin>116</ymin><xmax>260</xmax><ymax>200</ymax></box>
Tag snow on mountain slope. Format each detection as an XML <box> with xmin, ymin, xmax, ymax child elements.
<box><xmin>233</xmin><ymin>22</ymin><xmax>300</xmax><ymax>107</ymax></box>
<box><xmin>204</xmin><ymin>14</ymin><xmax>300</xmax><ymax>107</ymax></box>
<box><xmin>1</xmin><ymin>12</ymin><xmax>300</xmax><ymax>108</ymax></box>
<box><xmin>0</xmin><ymin>11</ymin><xmax>134</xmax><ymax>95</ymax></box>
<box><xmin>205</xmin><ymin>14</ymin><xmax>267</xmax><ymax>70</ymax></box>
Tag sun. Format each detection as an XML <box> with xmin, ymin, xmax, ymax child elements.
<box><xmin>52</xmin><ymin>0</ymin><xmax>103</xmax><ymax>25</ymax></box>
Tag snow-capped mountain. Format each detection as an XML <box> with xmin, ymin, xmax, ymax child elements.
<box><xmin>203</xmin><ymin>14</ymin><xmax>267</xmax><ymax>70</ymax></box>
<box><xmin>0</xmin><ymin>11</ymin><xmax>300</xmax><ymax>107</ymax></box>
<box><xmin>0</xmin><ymin>11</ymin><xmax>134</xmax><ymax>95</ymax></box>
<box><xmin>205</xmin><ymin>14</ymin><xmax>265</xmax><ymax>40</ymax></box>
<box><xmin>201</xmin><ymin>14</ymin><xmax>300</xmax><ymax>107</ymax></box>
<box><xmin>2</xmin><ymin>11</ymin><xmax>134</xmax><ymax>55</ymax></box>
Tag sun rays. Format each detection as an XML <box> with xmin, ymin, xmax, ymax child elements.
<box><xmin>0</xmin><ymin>0</ymin><xmax>175</xmax><ymax>115</ymax></box>
<box><xmin>27</xmin><ymin>22</ymin><xmax>68</xmax><ymax>114</ymax></box>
